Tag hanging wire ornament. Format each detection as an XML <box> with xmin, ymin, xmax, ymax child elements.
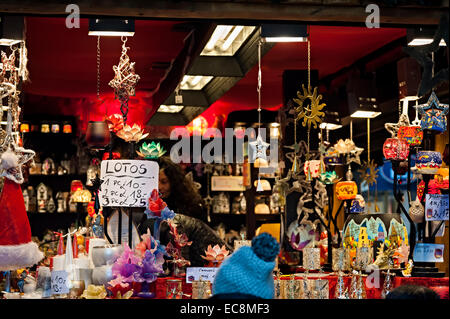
<box><xmin>293</xmin><ymin>39</ymin><xmax>325</xmax><ymax>182</ymax></box>
<box><xmin>108</xmin><ymin>37</ymin><xmax>140</xmax><ymax>124</ymax></box>
<box><xmin>248</xmin><ymin>39</ymin><xmax>269</xmax><ymax>192</ymax></box>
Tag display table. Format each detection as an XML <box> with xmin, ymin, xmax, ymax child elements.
<box><xmin>276</xmin><ymin>273</ymin><xmax>449</xmax><ymax>299</ymax></box>
<box><xmin>142</xmin><ymin>274</ymin><xmax>448</xmax><ymax>299</ymax></box>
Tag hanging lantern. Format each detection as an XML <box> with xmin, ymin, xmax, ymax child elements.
<box><xmin>350</xmin><ymin>194</ymin><xmax>365</xmax><ymax>213</ymax></box>
<box><xmin>397</xmin><ymin>126</ymin><xmax>423</xmax><ymax>146</ymax></box>
<box><xmin>63</xmin><ymin>122</ymin><xmax>73</xmax><ymax>134</ymax></box>
<box><xmin>85</xmin><ymin>121</ymin><xmax>111</xmax><ymax>149</ymax></box>
<box><xmin>19</xmin><ymin>123</ymin><xmax>30</xmax><ymax>133</ymax></box>
<box><xmin>383</xmin><ymin>138</ymin><xmax>410</xmax><ymax>161</ymax></box>
<box><xmin>71</xmin><ymin>180</ymin><xmax>84</xmax><ymax>194</ymax></box>
<box><xmin>51</xmin><ymin>123</ymin><xmax>60</xmax><ymax>133</ymax></box>
<box><xmin>416</xmin><ymin>151</ymin><xmax>442</xmax><ymax>174</ymax></box>
<box><xmin>71</xmin><ymin>189</ymin><xmax>92</xmax><ymax>203</ymax></box>
<box><xmin>41</xmin><ymin>123</ymin><xmax>50</xmax><ymax>133</ymax></box>
<box><xmin>303</xmin><ymin>160</ymin><xmax>322</xmax><ymax>179</ymax></box>
<box><xmin>336</xmin><ymin>181</ymin><xmax>358</xmax><ymax>200</ymax></box>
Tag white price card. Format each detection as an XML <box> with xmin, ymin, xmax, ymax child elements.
<box><xmin>413</xmin><ymin>243</ymin><xmax>444</xmax><ymax>263</ymax></box>
<box><xmin>51</xmin><ymin>270</ymin><xmax>69</xmax><ymax>295</ymax></box>
<box><xmin>186</xmin><ymin>267</ymin><xmax>219</xmax><ymax>283</ymax></box>
<box><xmin>99</xmin><ymin>160</ymin><xmax>159</xmax><ymax>207</ymax></box>
<box><xmin>425</xmin><ymin>194</ymin><xmax>449</xmax><ymax>221</ymax></box>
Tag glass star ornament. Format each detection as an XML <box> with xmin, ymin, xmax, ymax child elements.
<box><xmin>249</xmin><ymin>133</ymin><xmax>269</xmax><ymax>162</ymax></box>
<box><xmin>347</xmin><ymin>146</ymin><xmax>364</xmax><ymax>165</ymax></box>
<box><xmin>384</xmin><ymin>113</ymin><xmax>410</xmax><ymax>138</ymax></box>
<box><xmin>414</xmin><ymin>91</ymin><xmax>449</xmax><ymax>132</ymax></box>
<box><xmin>0</xmin><ymin>143</ymin><xmax>35</xmax><ymax>184</ymax></box>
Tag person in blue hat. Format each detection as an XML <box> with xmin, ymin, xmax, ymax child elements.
<box><xmin>210</xmin><ymin>232</ymin><xmax>280</xmax><ymax>299</ymax></box>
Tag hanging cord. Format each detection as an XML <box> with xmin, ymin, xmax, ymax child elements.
<box><xmin>257</xmin><ymin>39</ymin><xmax>262</xmax><ymax>133</ymax></box>
<box><xmin>97</xmin><ymin>36</ymin><xmax>101</xmax><ymax>100</ymax></box>
<box><xmin>119</xmin><ymin>36</ymin><xmax>129</xmax><ymax>124</ymax></box>
<box><xmin>306</xmin><ymin>38</ymin><xmax>311</xmax><ymax>162</ymax></box>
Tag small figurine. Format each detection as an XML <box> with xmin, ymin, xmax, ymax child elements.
<box><xmin>17</xmin><ymin>269</ymin><xmax>28</xmax><ymax>294</ymax></box>
<box><xmin>92</xmin><ymin>213</ymin><xmax>104</xmax><ymax>238</ymax></box>
<box><xmin>401</xmin><ymin>259</ymin><xmax>414</xmax><ymax>277</ymax></box>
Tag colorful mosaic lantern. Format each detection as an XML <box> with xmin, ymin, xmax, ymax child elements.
<box><xmin>383</xmin><ymin>138</ymin><xmax>410</xmax><ymax>161</ymax></box>
<box><xmin>416</xmin><ymin>151</ymin><xmax>442</xmax><ymax>174</ymax></box>
<box><xmin>336</xmin><ymin>181</ymin><xmax>358</xmax><ymax>200</ymax></box>
<box><xmin>397</xmin><ymin>126</ymin><xmax>423</xmax><ymax>146</ymax></box>
<box><xmin>415</xmin><ymin>92</ymin><xmax>449</xmax><ymax>133</ymax></box>
<box><xmin>350</xmin><ymin>194</ymin><xmax>365</xmax><ymax>213</ymax></box>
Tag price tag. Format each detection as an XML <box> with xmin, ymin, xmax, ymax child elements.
<box><xmin>234</xmin><ymin>240</ymin><xmax>251</xmax><ymax>251</ymax></box>
<box><xmin>413</xmin><ymin>243</ymin><xmax>444</xmax><ymax>263</ymax></box>
<box><xmin>211</xmin><ymin>176</ymin><xmax>245</xmax><ymax>191</ymax></box>
<box><xmin>99</xmin><ymin>160</ymin><xmax>159</xmax><ymax>207</ymax></box>
<box><xmin>186</xmin><ymin>267</ymin><xmax>219</xmax><ymax>283</ymax></box>
<box><xmin>425</xmin><ymin>194</ymin><xmax>449</xmax><ymax>221</ymax></box>
<box><xmin>51</xmin><ymin>270</ymin><xmax>69</xmax><ymax>295</ymax></box>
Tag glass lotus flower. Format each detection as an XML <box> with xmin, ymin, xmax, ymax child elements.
<box><xmin>80</xmin><ymin>285</ymin><xmax>107</xmax><ymax>299</ymax></box>
<box><xmin>116</xmin><ymin>123</ymin><xmax>149</xmax><ymax>142</ymax></box>
<box><xmin>137</xmin><ymin>141</ymin><xmax>167</xmax><ymax>159</ymax></box>
<box><xmin>105</xmin><ymin>114</ymin><xmax>124</xmax><ymax>133</ymax></box>
<box><xmin>201</xmin><ymin>244</ymin><xmax>230</xmax><ymax>267</ymax></box>
<box><xmin>107</xmin><ymin>281</ymin><xmax>133</xmax><ymax>299</ymax></box>
<box><xmin>334</xmin><ymin>139</ymin><xmax>355</xmax><ymax>154</ymax></box>
<box><xmin>144</xmin><ymin>189</ymin><xmax>175</xmax><ymax>220</ymax></box>
<box><xmin>319</xmin><ymin>171</ymin><xmax>341</xmax><ymax>185</ymax></box>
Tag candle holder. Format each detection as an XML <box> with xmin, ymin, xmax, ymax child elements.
<box><xmin>192</xmin><ymin>279</ymin><xmax>211</xmax><ymax>299</ymax></box>
<box><xmin>332</xmin><ymin>248</ymin><xmax>350</xmax><ymax>272</ymax></box>
<box><xmin>303</xmin><ymin>247</ymin><xmax>321</xmax><ymax>272</ymax></box>
<box><xmin>166</xmin><ymin>279</ymin><xmax>183</xmax><ymax>299</ymax></box>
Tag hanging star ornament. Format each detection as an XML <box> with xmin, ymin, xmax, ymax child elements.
<box><xmin>0</xmin><ymin>143</ymin><xmax>35</xmax><ymax>184</ymax></box>
<box><xmin>414</xmin><ymin>91</ymin><xmax>449</xmax><ymax>132</ymax></box>
<box><xmin>347</xmin><ymin>146</ymin><xmax>364</xmax><ymax>165</ymax></box>
<box><xmin>249</xmin><ymin>133</ymin><xmax>269</xmax><ymax>162</ymax></box>
<box><xmin>384</xmin><ymin>113</ymin><xmax>410</xmax><ymax>138</ymax></box>
<box><xmin>403</xmin><ymin>13</ymin><xmax>449</xmax><ymax>97</ymax></box>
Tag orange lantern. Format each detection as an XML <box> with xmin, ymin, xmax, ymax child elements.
<box><xmin>336</xmin><ymin>181</ymin><xmax>358</xmax><ymax>200</ymax></box>
<box><xmin>20</xmin><ymin>123</ymin><xmax>30</xmax><ymax>133</ymax></box>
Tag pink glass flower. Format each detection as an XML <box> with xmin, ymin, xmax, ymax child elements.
<box><xmin>105</xmin><ymin>114</ymin><xmax>124</xmax><ymax>133</ymax></box>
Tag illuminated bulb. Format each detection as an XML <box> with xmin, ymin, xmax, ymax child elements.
<box><xmin>222</xmin><ymin>26</ymin><xmax>244</xmax><ymax>51</ymax></box>
<box><xmin>205</xmin><ymin>25</ymin><xmax>233</xmax><ymax>51</ymax></box>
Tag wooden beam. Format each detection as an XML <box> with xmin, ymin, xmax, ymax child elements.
<box><xmin>187</xmin><ymin>56</ymin><xmax>244</xmax><ymax>77</ymax></box>
<box><xmin>1</xmin><ymin>1</ymin><xmax>447</xmax><ymax>26</ymax></box>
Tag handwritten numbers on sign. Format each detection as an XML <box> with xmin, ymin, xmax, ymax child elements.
<box><xmin>99</xmin><ymin>160</ymin><xmax>159</xmax><ymax>207</ymax></box>
<box><xmin>51</xmin><ymin>270</ymin><xmax>69</xmax><ymax>295</ymax></box>
<box><xmin>425</xmin><ymin>194</ymin><xmax>449</xmax><ymax>221</ymax></box>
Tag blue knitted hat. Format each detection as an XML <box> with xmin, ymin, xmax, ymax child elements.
<box><xmin>212</xmin><ymin>232</ymin><xmax>280</xmax><ymax>299</ymax></box>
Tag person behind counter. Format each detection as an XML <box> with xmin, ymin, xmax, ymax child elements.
<box><xmin>138</xmin><ymin>156</ymin><xmax>230</xmax><ymax>267</ymax></box>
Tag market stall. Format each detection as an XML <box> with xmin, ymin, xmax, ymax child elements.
<box><xmin>0</xmin><ymin>7</ymin><xmax>448</xmax><ymax>300</ymax></box>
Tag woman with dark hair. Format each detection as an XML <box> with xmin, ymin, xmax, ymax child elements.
<box><xmin>385</xmin><ymin>285</ymin><xmax>441</xmax><ymax>299</ymax></box>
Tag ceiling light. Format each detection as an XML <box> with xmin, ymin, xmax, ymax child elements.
<box><xmin>0</xmin><ymin>15</ymin><xmax>24</xmax><ymax>46</ymax></box>
<box><xmin>222</xmin><ymin>26</ymin><xmax>244</xmax><ymax>51</ymax></box>
<box><xmin>263</xmin><ymin>37</ymin><xmax>307</xmax><ymax>43</ymax></box>
<box><xmin>88</xmin><ymin>18</ymin><xmax>135</xmax><ymax>37</ymax></box>
<box><xmin>200</xmin><ymin>25</ymin><xmax>255</xmax><ymax>56</ymax></box>
<box><xmin>408</xmin><ymin>38</ymin><xmax>446</xmax><ymax>46</ymax></box>
<box><xmin>157</xmin><ymin>105</ymin><xmax>185</xmax><ymax>113</ymax></box>
<box><xmin>319</xmin><ymin>123</ymin><xmax>343</xmax><ymax>130</ymax></box>
<box><xmin>407</xmin><ymin>27</ymin><xmax>446</xmax><ymax>47</ymax></box>
<box><xmin>261</xmin><ymin>24</ymin><xmax>308</xmax><ymax>43</ymax></box>
<box><xmin>180</xmin><ymin>75</ymin><xmax>213</xmax><ymax>90</ymax></box>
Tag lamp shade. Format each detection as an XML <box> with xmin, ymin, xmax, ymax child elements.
<box><xmin>336</xmin><ymin>181</ymin><xmax>358</xmax><ymax>200</ymax></box>
<box><xmin>397</xmin><ymin>126</ymin><xmax>423</xmax><ymax>146</ymax></box>
<box><xmin>72</xmin><ymin>189</ymin><xmax>92</xmax><ymax>203</ymax></box>
<box><xmin>304</xmin><ymin>160</ymin><xmax>322</xmax><ymax>178</ymax></box>
<box><xmin>86</xmin><ymin>121</ymin><xmax>111</xmax><ymax>149</ymax></box>
<box><xmin>383</xmin><ymin>137</ymin><xmax>410</xmax><ymax>161</ymax></box>
<box><xmin>416</xmin><ymin>151</ymin><xmax>442</xmax><ymax>174</ymax></box>
<box><xmin>70</xmin><ymin>180</ymin><xmax>83</xmax><ymax>194</ymax></box>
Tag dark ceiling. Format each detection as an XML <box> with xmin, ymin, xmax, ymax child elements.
<box><xmin>22</xmin><ymin>18</ymin><xmax>406</xmax><ymax>131</ymax></box>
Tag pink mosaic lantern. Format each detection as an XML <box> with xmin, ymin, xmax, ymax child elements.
<box><xmin>383</xmin><ymin>138</ymin><xmax>410</xmax><ymax>161</ymax></box>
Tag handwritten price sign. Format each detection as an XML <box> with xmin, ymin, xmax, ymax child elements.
<box><xmin>99</xmin><ymin>160</ymin><xmax>159</xmax><ymax>207</ymax></box>
<box><xmin>425</xmin><ymin>194</ymin><xmax>449</xmax><ymax>221</ymax></box>
<box><xmin>51</xmin><ymin>271</ymin><xmax>69</xmax><ymax>295</ymax></box>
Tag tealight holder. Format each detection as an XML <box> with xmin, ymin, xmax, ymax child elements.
<box><xmin>313</xmin><ymin>279</ymin><xmax>329</xmax><ymax>299</ymax></box>
<box><xmin>355</xmin><ymin>247</ymin><xmax>371</xmax><ymax>271</ymax></box>
<box><xmin>166</xmin><ymin>279</ymin><xmax>183</xmax><ymax>299</ymax></box>
<box><xmin>332</xmin><ymin>248</ymin><xmax>351</xmax><ymax>272</ymax></box>
<box><xmin>191</xmin><ymin>279</ymin><xmax>211</xmax><ymax>299</ymax></box>
<box><xmin>303</xmin><ymin>247</ymin><xmax>321</xmax><ymax>271</ymax></box>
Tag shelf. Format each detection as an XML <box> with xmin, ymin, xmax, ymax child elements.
<box><xmin>210</xmin><ymin>213</ymin><xmax>281</xmax><ymax>222</ymax></box>
<box><xmin>28</xmin><ymin>174</ymin><xmax>86</xmax><ymax>179</ymax></box>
